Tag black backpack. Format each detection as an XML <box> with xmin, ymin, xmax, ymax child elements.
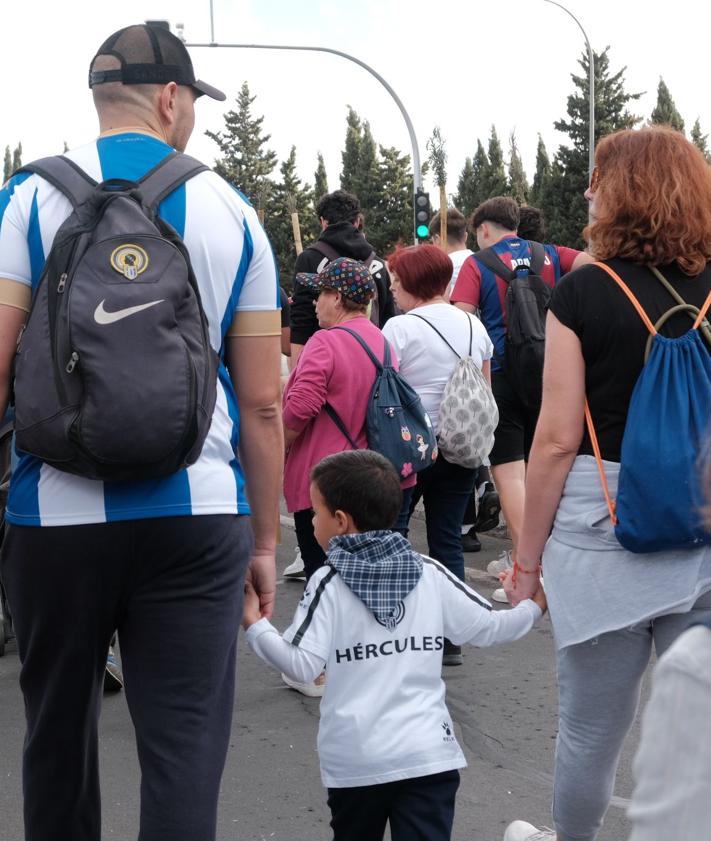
<box><xmin>476</xmin><ymin>241</ymin><xmax>549</xmax><ymax>410</ymax></box>
<box><xmin>13</xmin><ymin>152</ymin><xmax>219</xmax><ymax>482</ymax></box>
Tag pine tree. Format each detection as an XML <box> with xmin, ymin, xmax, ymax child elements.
<box><xmin>11</xmin><ymin>143</ymin><xmax>22</xmax><ymax>174</ymax></box>
<box><xmin>484</xmin><ymin>127</ymin><xmax>507</xmax><ymax>198</ymax></box>
<box><xmin>340</xmin><ymin>107</ymin><xmax>362</xmax><ymax>195</ymax></box>
<box><xmin>205</xmin><ymin>81</ymin><xmax>277</xmax><ymax>212</ymax></box>
<box><xmin>3</xmin><ymin>146</ymin><xmax>11</xmax><ymax>183</ymax></box>
<box><xmin>314</xmin><ymin>152</ymin><xmax>329</xmax><ymax>201</ymax></box>
<box><xmin>691</xmin><ymin>118</ymin><xmax>711</xmax><ymax>163</ymax></box>
<box><xmin>507</xmin><ymin>132</ymin><xmax>529</xmax><ymax>204</ymax></box>
<box><xmin>529</xmin><ymin>135</ymin><xmax>551</xmax><ymax>208</ymax></box>
<box><xmin>548</xmin><ymin>48</ymin><xmax>642</xmax><ymax>247</ymax></box>
<box><xmin>355</xmin><ymin>121</ymin><xmax>380</xmax><ymax>211</ymax></box>
<box><xmin>265</xmin><ymin>146</ymin><xmax>316</xmax><ymax>289</ymax></box>
<box><xmin>650</xmin><ymin>78</ymin><xmax>685</xmax><ymax>133</ymax></box>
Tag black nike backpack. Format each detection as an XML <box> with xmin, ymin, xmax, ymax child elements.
<box><xmin>475</xmin><ymin>241</ymin><xmax>550</xmax><ymax>410</ymax></box>
<box><xmin>13</xmin><ymin>152</ymin><xmax>219</xmax><ymax>481</ymax></box>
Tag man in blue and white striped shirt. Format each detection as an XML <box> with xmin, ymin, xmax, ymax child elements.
<box><xmin>0</xmin><ymin>23</ymin><xmax>283</xmax><ymax>841</ymax></box>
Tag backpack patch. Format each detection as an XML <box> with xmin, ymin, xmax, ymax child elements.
<box><xmin>13</xmin><ymin>152</ymin><xmax>219</xmax><ymax>482</ymax></box>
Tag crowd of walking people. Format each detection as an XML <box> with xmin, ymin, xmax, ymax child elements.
<box><xmin>0</xmin><ymin>22</ymin><xmax>710</xmax><ymax>841</ymax></box>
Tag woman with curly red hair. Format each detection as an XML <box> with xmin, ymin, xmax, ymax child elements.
<box><xmin>503</xmin><ymin>125</ymin><xmax>711</xmax><ymax>841</ymax></box>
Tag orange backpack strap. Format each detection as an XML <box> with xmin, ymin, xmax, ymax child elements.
<box><xmin>584</xmin><ymin>400</ymin><xmax>618</xmax><ymax>525</ymax></box>
<box><xmin>693</xmin><ymin>289</ymin><xmax>711</xmax><ymax>330</ymax></box>
<box><xmin>593</xmin><ymin>262</ymin><xmax>657</xmax><ymax>335</ymax></box>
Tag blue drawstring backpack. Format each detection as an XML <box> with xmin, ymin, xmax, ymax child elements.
<box><xmin>586</xmin><ymin>262</ymin><xmax>711</xmax><ymax>553</ymax></box>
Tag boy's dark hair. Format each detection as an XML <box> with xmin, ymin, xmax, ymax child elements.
<box><xmin>470</xmin><ymin>196</ymin><xmax>520</xmax><ymax>233</ymax></box>
<box><xmin>315</xmin><ymin>190</ymin><xmax>361</xmax><ymax>225</ymax></box>
<box><xmin>517</xmin><ymin>205</ymin><xmax>545</xmax><ymax>241</ymax></box>
<box><xmin>310</xmin><ymin>450</ymin><xmax>403</xmax><ymax>532</ymax></box>
<box><xmin>428</xmin><ymin>207</ymin><xmax>468</xmax><ymax>242</ymax></box>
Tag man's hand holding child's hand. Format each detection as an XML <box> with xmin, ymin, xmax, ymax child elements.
<box><xmin>241</xmin><ymin>580</ymin><xmax>263</xmax><ymax>629</ymax></box>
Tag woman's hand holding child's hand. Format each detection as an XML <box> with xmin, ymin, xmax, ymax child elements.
<box><xmin>499</xmin><ymin>568</ymin><xmax>547</xmax><ymax>615</ymax></box>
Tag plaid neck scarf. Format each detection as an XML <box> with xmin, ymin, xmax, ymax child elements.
<box><xmin>327</xmin><ymin>531</ymin><xmax>423</xmax><ymax>631</ymax></box>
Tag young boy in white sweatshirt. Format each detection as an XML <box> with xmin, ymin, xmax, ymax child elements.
<box><xmin>242</xmin><ymin>449</ymin><xmax>546</xmax><ymax>841</ymax></box>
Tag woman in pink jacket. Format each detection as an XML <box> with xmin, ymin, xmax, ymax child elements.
<box><xmin>283</xmin><ymin>258</ymin><xmax>412</xmax><ymax>591</ymax></box>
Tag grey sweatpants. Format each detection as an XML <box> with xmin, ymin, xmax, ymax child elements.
<box><xmin>553</xmin><ymin>589</ymin><xmax>711</xmax><ymax>841</ymax></box>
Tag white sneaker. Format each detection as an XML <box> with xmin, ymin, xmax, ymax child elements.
<box><xmin>283</xmin><ymin>550</ymin><xmax>306</xmax><ymax>580</ymax></box>
<box><xmin>281</xmin><ymin>672</ymin><xmax>326</xmax><ymax>698</ymax></box>
<box><xmin>503</xmin><ymin>820</ymin><xmax>556</xmax><ymax>841</ymax></box>
<box><xmin>487</xmin><ymin>549</ymin><xmax>513</xmax><ymax>577</ymax></box>
<box><xmin>492</xmin><ymin>587</ymin><xmax>509</xmax><ymax>604</ymax></box>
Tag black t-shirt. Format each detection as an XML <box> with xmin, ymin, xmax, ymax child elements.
<box><xmin>550</xmin><ymin>258</ymin><xmax>711</xmax><ymax>462</ymax></box>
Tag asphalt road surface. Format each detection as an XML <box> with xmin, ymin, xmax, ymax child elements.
<box><xmin>0</xmin><ymin>512</ymin><xmax>649</xmax><ymax>841</ymax></box>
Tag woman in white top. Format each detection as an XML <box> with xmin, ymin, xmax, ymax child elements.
<box><xmin>383</xmin><ymin>244</ymin><xmax>493</xmax><ymax>640</ymax></box>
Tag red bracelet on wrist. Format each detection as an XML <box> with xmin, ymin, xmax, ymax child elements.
<box><xmin>512</xmin><ymin>559</ymin><xmax>542</xmax><ymax>585</ymax></box>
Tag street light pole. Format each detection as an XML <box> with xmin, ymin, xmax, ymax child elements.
<box><xmin>543</xmin><ymin>0</ymin><xmax>595</xmax><ymax>179</ymax></box>
<box><xmin>185</xmin><ymin>41</ymin><xmax>422</xmax><ymax>196</ymax></box>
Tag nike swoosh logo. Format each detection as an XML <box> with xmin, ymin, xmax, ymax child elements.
<box><xmin>94</xmin><ymin>299</ymin><xmax>164</xmax><ymax>325</ymax></box>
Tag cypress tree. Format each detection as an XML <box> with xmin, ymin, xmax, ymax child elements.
<box><xmin>340</xmin><ymin>107</ymin><xmax>362</xmax><ymax>195</ymax></box>
<box><xmin>691</xmin><ymin>118</ymin><xmax>711</xmax><ymax>163</ymax></box>
<box><xmin>454</xmin><ymin>157</ymin><xmax>477</xmax><ymax>218</ymax></box>
<box><xmin>484</xmin><ymin>127</ymin><xmax>507</xmax><ymax>198</ymax></box>
<box><xmin>507</xmin><ymin>131</ymin><xmax>529</xmax><ymax>204</ymax></box>
<box><xmin>529</xmin><ymin>135</ymin><xmax>551</xmax><ymax>208</ymax></box>
<box><xmin>650</xmin><ymin>78</ymin><xmax>685</xmax><ymax>133</ymax></box>
<box><xmin>11</xmin><ymin>143</ymin><xmax>22</xmax><ymax>174</ymax></box>
<box><xmin>314</xmin><ymin>152</ymin><xmax>329</xmax><ymax>201</ymax></box>
<box><xmin>3</xmin><ymin>146</ymin><xmax>11</xmax><ymax>183</ymax></box>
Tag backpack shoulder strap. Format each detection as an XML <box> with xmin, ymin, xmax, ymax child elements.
<box><xmin>138</xmin><ymin>151</ymin><xmax>209</xmax><ymax>210</ymax></box>
<box><xmin>474</xmin><ymin>247</ymin><xmax>516</xmax><ymax>282</ymax></box>
<box><xmin>331</xmin><ymin>325</ymin><xmax>388</xmax><ymax>370</ymax></box>
<box><xmin>528</xmin><ymin>241</ymin><xmax>546</xmax><ymax>274</ymax></box>
<box><xmin>309</xmin><ymin>240</ymin><xmax>341</xmax><ymax>263</ymax></box>
<box><xmin>409</xmin><ymin>312</ymin><xmax>463</xmax><ymax>360</ymax></box>
<box><xmin>593</xmin><ymin>262</ymin><xmax>657</xmax><ymax>336</ymax></box>
<box><xmin>18</xmin><ymin>155</ymin><xmax>97</xmax><ymax>209</ymax></box>
<box><xmin>324</xmin><ymin>403</ymin><xmax>359</xmax><ymax>449</ymax></box>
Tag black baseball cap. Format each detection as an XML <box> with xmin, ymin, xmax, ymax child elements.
<box><xmin>89</xmin><ymin>24</ymin><xmax>226</xmax><ymax>101</ymax></box>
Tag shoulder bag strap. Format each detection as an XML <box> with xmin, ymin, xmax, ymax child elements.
<box><xmin>330</xmin><ymin>325</ymin><xmax>387</xmax><ymax>370</ymax></box>
<box><xmin>138</xmin><ymin>151</ymin><xmax>209</xmax><ymax>210</ymax></box>
<box><xmin>528</xmin><ymin>241</ymin><xmax>546</xmax><ymax>274</ymax></box>
<box><xmin>585</xmin><ymin>261</ymin><xmax>657</xmax><ymax>526</ymax></box>
<box><xmin>474</xmin><ymin>247</ymin><xmax>516</xmax><ymax>283</ymax></box>
<box><xmin>18</xmin><ymin>155</ymin><xmax>97</xmax><ymax>209</ymax></box>
<box><xmin>408</xmin><ymin>312</ymin><xmax>463</xmax><ymax>359</ymax></box>
<box><xmin>309</xmin><ymin>240</ymin><xmax>341</xmax><ymax>262</ymax></box>
<box><xmin>323</xmin><ymin>403</ymin><xmax>359</xmax><ymax>450</ymax></box>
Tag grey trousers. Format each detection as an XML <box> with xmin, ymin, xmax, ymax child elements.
<box><xmin>552</xmin><ymin>589</ymin><xmax>711</xmax><ymax>841</ymax></box>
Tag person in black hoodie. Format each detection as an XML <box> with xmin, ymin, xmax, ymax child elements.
<box><xmin>290</xmin><ymin>190</ymin><xmax>394</xmax><ymax>367</ymax></box>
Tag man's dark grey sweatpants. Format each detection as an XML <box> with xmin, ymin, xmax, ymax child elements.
<box><xmin>1</xmin><ymin>514</ymin><xmax>253</xmax><ymax>841</ymax></box>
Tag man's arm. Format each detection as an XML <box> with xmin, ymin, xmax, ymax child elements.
<box><xmin>0</xmin><ymin>281</ymin><xmax>31</xmax><ymax>415</ymax></box>
<box><xmin>227</xmin><ymin>332</ymin><xmax>283</xmax><ymax>620</ymax></box>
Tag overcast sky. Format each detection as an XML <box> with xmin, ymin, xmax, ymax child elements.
<box><xmin>4</xmin><ymin>0</ymin><xmax>710</xmax><ymax>200</ymax></box>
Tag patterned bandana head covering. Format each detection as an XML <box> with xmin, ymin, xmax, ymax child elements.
<box><xmin>326</xmin><ymin>531</ymin><xmax>423</xmax><ymax>631</ymax></box>
<box><xmin>295</xmin><ymin>257</ymin><xmax>375</xmax><ymax>305</ymax></box>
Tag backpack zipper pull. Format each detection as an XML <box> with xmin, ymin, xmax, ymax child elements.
<box><xmin>57</xmin><ymin>273</ymin><xmax>68</xmax><ymax>293</ymax></box>
<box><xmin>65</xmin><ymin>351</ymin><xmax>79</xmax><ymax>373</ymax></box>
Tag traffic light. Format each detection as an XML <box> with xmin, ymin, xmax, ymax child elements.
<box><xmin>415</xmin><ymin>189</ymin><xmax>431</xmax><ymax>241</ymax></box>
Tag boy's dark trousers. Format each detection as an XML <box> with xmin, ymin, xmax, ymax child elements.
<box><xmin>327</xmin><ymin>769</ymin><xmax>460</xmax><ymax>841</ymax></box>
<box><xmin>1</xmin><ymin>514</ymin><xmax>252</xmax><ymax>841</ymax></box>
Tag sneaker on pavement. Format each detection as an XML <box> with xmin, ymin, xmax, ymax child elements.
<box><xmin>461</xmin><ymin>528</ymin><xmax>482</xmax><ymax>553</ymax></box>
<box><xmin>487</xmin><ymin>549</ymin><xmax>513</xmax><ymax>577</ymax></box>
<box><xmin>283</xmin><ymin>550</ymin><xmax>306</xmax><ymax>580</ymax></box>
<box><xmin>492</xmin><ymin>587</ymin><xmax>509</xmax><ymax>604</ymax></box>
<box><xmin>282</xmin><ymin>671</ymin><xmax>326</xmax><ymax>698</ymax></box>
<box><xmin>503</xmin><ymin>820</ymin><xmax>556</xmax><ymax>840</ymax></box>
<box><xmin>442</xmin><ymin>639</ymin><xmax>463</xmax><ymax>666</ymax></box>
<box><xmin>474</xmin><ymin>483</ymin><xmax>501</xmax><ymax>532</ymax></box>
<box><xmin>104</xmin><ymin>645</ymin><xmax>124</xmax><ymax>693</ymax></box>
